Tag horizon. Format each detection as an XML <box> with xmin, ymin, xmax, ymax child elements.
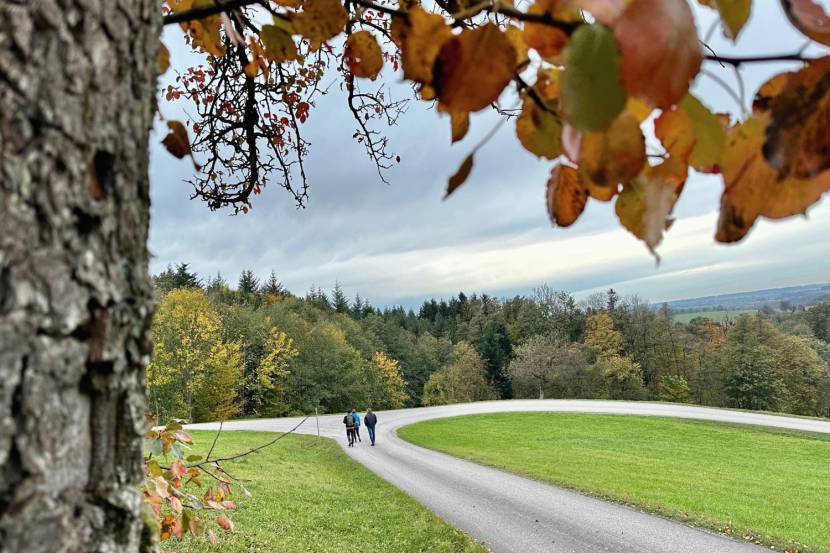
<box><xmin>149</xmin><ymin>2</ymin><xmax>830</xmax><ymax>310</ymax></box>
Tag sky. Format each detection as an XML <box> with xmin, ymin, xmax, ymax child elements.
<box><xmin>149</xmin><ymin>2</ymin><xmax>830</xmax><ymax>308</ymax></box>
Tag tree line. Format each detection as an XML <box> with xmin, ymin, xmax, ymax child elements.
<box><xmin>149</xmin><ymin>264</ymin><xmax>830</xmax><ymax>422</ymax></box>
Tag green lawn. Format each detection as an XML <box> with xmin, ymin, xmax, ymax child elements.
<box><xmin>164</xmin><ymin>431</ymin><xmax>485</xmax><ymax>553</ymax></box>
<box><xmin>399</xmin><ymin>413</ymin><xmax>830</xmax><ymax>553</ymax></box>
<box><xmin>671</xmin><ymin>309</ymin><xmax>756</xmax><ymax>323</ymax></box>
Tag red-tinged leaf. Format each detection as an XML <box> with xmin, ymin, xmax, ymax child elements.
<box><xmin>169</xmin><ymin>495</ymin><xmax>183</xmax><ymax>514</ymax></box>
<box><xmin>221</xmin><ymin>500</ymin><xmax>237</xmax><ymax>510</ymax></box>
<box><xmin>567</xmin><ymin>0</ymin><xmax>627</xmax><ymax>24</ymax></box>
<box><xmin>763</xmin><ymin>56</ymin><xmax>830</xmax><ymax>179</ymax></box>
<box><xmin>446</xmin><ymin>154</ymin><xmax>474</xmax><ymax>198</ymax></box>
<box><xmin>781</xmin><ymin>0</ymin><xmax>830</xmax><ymax>45</ymax></box>
<box><xmin>175</xmin><ymin>430</ymin><xmax>193</xmax><ymax>445</ymax></box>
<box><xmin>614</xmin><ymin>0</ymin><xmax>703</xmax><ymax>108</ymax></box>
<box><xmin>171</xmin><ymin>459</ymin><xmax>188</xmax><ymax>478</ymax></box>
<box><xmin>217</xmin><ymin>513</ymin><xmax>234</xmax><ymax>532</ymax></box>
<box><xmin>547</xmin><ymin>164</ymin><xmax>588</xmax><ymax>227</ymax></box>
<box><xmin>153</xmin><ymin>475</ymin><xmax>171</xmax><ymax>499</ymax></box>
<box><xmin>207</xmin><ymin>500</ymin><xmax>224</xmax><ymax>510</ymax></box>
<box><xmin>523</xmin><ymin>0</ymin><xmax>569</xmax><ymax>58</ymax></box>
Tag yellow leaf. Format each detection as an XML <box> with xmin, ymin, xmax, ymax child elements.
<box><xmin>763</xmin><ymin>56</ymin><xmax>830</xmax><ymax>179</ymax></box>
<box><xmin>717</xmin><ymin>114</ymin><xmax>830</xmax><ymax>242</ymax></box>
<box><xmin>261</xmin><ymin>23</ymin><xmax>298</xmax><ymax>64</ymax></box>
<box><xmin>170</xmin><ymin>0</ymin><xmax>225</xmax><ymax>57</ymax></box>
<box><xmin>505</xmin><ymin>25</ymin><xmax>530</xmax><ymax>67</ymax></box>
<box><xmin>679</xmin><ymin>94</ymin><xmax>727</xmax><ymax>172</ymax></box>
<box><xmin>753</xmin><ymin>71</ymin><xmax>791</xmax><ymax>114</ymax></box>
<box><xmin>516</xmin><ymin>96</ymin><xmax>562</xmax><ymax>159</ymax></box>
<box><xmin>615</xmin><ymin>165</ymin><xmax>681</xmax><ymax>254</ymax></box>
<box><xmin>579</xmin><ymin>110</ymin><xmax>646</xmax><ymax>187</ymax></box>
<box><xmin>346</xmin><ymin>31</ymin><xmax>383</xmax><ymax>79</ymax></box>
<box><xmin>547</xmin><ymin>164</ymin><xmax>588</xmax><ymax>227</ymax></box>
<box><xmin>434</xmin><ymin>24</ymin><xmax>516</xmax><ymax>113</ymax></box>
<box><xmin>292</xmin><ymin>0</ymin><xmax>347</xmax><ymax>50</ymax></box>
<box><xmin>397</xmin><ymin>7</ymin><xmax>452</xmax><ymax>85</ymax></box>
<box><xmin>698</xmin><ymin>0</ymin><xmax>752</xmax><ymax>40</ymax></box>
<box><xmin>614</xmin><ymin>0</ymin><xmax>703</xmax><ymax>107</ymax></box>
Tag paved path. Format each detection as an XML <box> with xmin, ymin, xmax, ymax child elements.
<box><xmin>189</xmin><ymin>400</ymin><xmax>830</xmax><ymax>553</ymax></box>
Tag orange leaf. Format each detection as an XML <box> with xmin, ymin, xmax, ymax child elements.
<box><xmin>614</xmin><ymin>0</ymin><xmax>703</xmax><ymax>108</ymax></box>
<box><xmin>763</xmin><ymin>56</ymin><xmax>830</xmax><ymax>179</ymax></box>
<box><xmin>346</xmin><ymin>31</ymin><xmax>383</xmax><ymax>80</ymax></box>
<box><xmin>217</xmin><ymin>513</ymin><xmax>234</xmax><ymax>532</ymax></box>
<box><xmin>159</xmin><ymin>41</ymin><xmax>170</xmax><ymax>74</ymax></box>
<box><xmin>547</xmin><ymin>164</ymin><xmax>588</xmax><ymax>227</ymax></box>
<box><xmin>450</xmin><ymin>111</ymin><xmax>470</xmax><ymax>143</ymax></box>
<box><xmin>434</xmin><ymin>24</ymin><xmax>516</xmax><ymax>113</ymax></box>
<box><xmin>446</xmin><ymin>154</ymin><xmax>474</xmax><ymax>198</ymax></box>
<box><xmin>292</xmin><ymin>0</ymin><xmax>347</xmax><ymax>50</ymax></box>
<box><xmin>579</xmin><ymin>110</ymin><xmax>646</xmax><ymax>187</ymax></box>
<box><xmin>523</xmin><ymin>0</ymin><xmax>569</xmax><ymax>59</ymax></box>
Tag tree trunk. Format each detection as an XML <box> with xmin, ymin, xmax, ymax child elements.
<box><xmin>0</xmin><ymin>1</ymin><xmax>159</xmax><ymax>551</ymax></box>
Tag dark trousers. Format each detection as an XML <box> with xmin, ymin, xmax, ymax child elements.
<box><xmin>354</xmin><ymin>426</ymin><xmax>361</xmax><ymax>441</ymax></box>
<box><xmin>346</xmin><ymin>428</ymin><xmax>356</xmax><ymax>446</ymax></box>
<box><xmin>367</xmin><ymin>426</ymin><xmax>375</xmax><ymax>444</ymax></box>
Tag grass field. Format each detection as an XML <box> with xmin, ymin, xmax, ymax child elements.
<box><xmin>671</xmin><ymin>309</ymin><xmax>756</xmax><ymax>323</ymax></box>
<box><xmin>399</xmin><ymin>413</ymin><xmax>830</xmax><ymax>553</ymax></box>
<box><xmin>164</xmin><ymin>431</ymin><xmax>485</xmax><ymax>553</ymax></box>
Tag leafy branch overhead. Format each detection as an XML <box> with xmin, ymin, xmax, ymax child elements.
<box><xmin>160</xmin><ymin>0</ymin><xmax>830</xmax><ymax>251</ymax></box>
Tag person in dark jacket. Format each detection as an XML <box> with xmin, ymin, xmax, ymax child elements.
<box><xmin>351</xmin><ymin>408</ymin><xmax>362</xmax><ymax>442</ymax></box>
<box><xmin>364</xmin><ymin>409</ymin><xmax>378</xmax><ymax>446</ymax></box>
<box><xmin>343</xmin><ymin>411</ymin><xmax>356</xmax><ymax>447</ymax></box>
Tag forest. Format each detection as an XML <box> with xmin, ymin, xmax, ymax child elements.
<box><xmin>148</xmin><ymin>264</ymin><xmax>830</xmax><ymax>422</ymax></box>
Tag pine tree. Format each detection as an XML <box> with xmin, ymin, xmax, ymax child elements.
<box><xmin>238</xmin><ymin>269</ymin><xmax>260</xmax><ymax>295</ymax></box>
<box><xmin>262</xmin><ymin>270</ymin><xmax>284</xmax><ymax>296</ymax></box>
<box><xmin>352</xmin><ymin>293</ymin><xmax>364</xmax><ymax>319</ymax></box>
<box><xmin>332</xmin><ymin>281</ymin><xmax>350</xmax><ymax>313</ymax></box>
<box><xmin>172</xmin><ymin>262</ymin><xmax>201</xmax><ymax>289</ymax></box>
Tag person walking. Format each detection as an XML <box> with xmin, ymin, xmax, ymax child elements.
<box><xmin>351</xmin><ymin>408</ymin><xmax>362</xmax><ymax>442</ymax></box>
<box><xmin>343</xmin><ymin>410</ymin><xmax>356</xmax><ymax>447</ymax></box>
<box><xmin>364</xmin><ymin>409</ymin><xmax>378</xmax><ymax>446</ymax></box>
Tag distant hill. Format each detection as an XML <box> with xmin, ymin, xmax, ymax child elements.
<box><xmin>665</xmin><ymin>283</ymin><xmax>830</xmax><ymax>312</ymax></box>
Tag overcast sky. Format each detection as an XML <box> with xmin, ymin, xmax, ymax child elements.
<box><xmin>149</xmin><ymin>2</ymin><xmax>830</xmax><ymax>307</ymax></box>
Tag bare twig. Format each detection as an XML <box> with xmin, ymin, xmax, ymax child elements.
<box><xmin>206</xmin><ymin>420</ymin><xmax>224</xmax><ymax>461</ymax></box>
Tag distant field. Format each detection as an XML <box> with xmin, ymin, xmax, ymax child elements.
<box><xmin>165</xmin><ymin>431</ymin><xmax>484</xmax><ymax>553</ymax></box>
<box><xmin>671</xmin><ymin>309</ymin><xmax>756</xmax><ymax>323</ymax></box>
<box><xmin>399</xmin><ymin>413</ymin><xmax>830</xmax><ymax>553</ymax></box>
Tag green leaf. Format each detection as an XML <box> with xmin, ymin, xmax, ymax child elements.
<box><xmin>144</xmin><ymin>438</ymin><xmax>163</xmax><ymax>457</ymax></box>
<box><xmin>560</xmin><ymin>24</ymin><xmax>627</xmax><ymax>131</ymax></box>
<box><xmin>679</xmin><ymin>93</ymin><xmax>726</xmax><ymax>171</ymax></box>
<box><xmin>700</xmin><ymin>0</ymin><xmax>752</xmax><ymax>40</ymax></box>
<box><xmin>186</xmin><ymin>454</ymin><xmax>203</xmax><ymax>463</ymax></box>
<box><xmin>171</xmin><ymin>443</ymin><xmax>185</xmax><ymax>460</ymax></box>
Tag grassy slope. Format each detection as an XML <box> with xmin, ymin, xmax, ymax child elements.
<box><xmin>671</xmin><ymin>309</ymin><xmax>756</xmax><ymax>323</ymax></box>
<box><xmin>166</xmin><ymin>431</ymin><xmax>485</xmax><ymax>553</ymax></box>
<box><xmin>399</xmin><ymin>413</ymin><xmax>830</xmax><ymax>553</ymax></box>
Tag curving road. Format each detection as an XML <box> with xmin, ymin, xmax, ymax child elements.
<box><xmin>189</xmin><ymin>400</ymin><xmax>830</xmax><ymax>553</ymax></box>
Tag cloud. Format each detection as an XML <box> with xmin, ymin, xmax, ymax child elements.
<box><xmin>149</xmin><ymin>3</ymin><xmax>829</xmax><ymax>307</ymax></box>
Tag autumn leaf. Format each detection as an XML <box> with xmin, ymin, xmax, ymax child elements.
<box><xmin>679</xmin><ymin>94</ymin><xmax>727</xmax><ymax>172</ymax></box>
<box><xmin>614</xmin><ymin>0</ymin><xmax>703</xmax><ymax>108</ymax></box>
<box><xmin>292</xmin><ymin>0</ymin><xmax>347</xmax><ymax>50</ymax></box>
<box><xmin>217</xmin><ymin>513</ymin><xmax>235</xmax><ymax>532</ymax></box>
<box><xmin>560</xmin><ymin>24</ymin><xmax>627</xmax><ymax>131</ymax></box>
<box><xmin>781</xmin><ymin>0</ymin><xmax>830</xmax><ymax>45</ymax></box>
<box><xmin>169</xmin><ymin>0</ymin><xmax>225</xmax><ymax>57</ymax></box>
<box><xmin>580</xmin><ymin>110</ymin><xmax>646</xmax><ymax>187</ymax></box>
<box><xmin>523</xmin><ymin>0</ymin><xmax>569</xmax><ymax>59</ymax></box>
<box><xmin>584</xmin><ymin>172</ymin><xmax>620</xmax><ymax>202</ymax></box>
<box><xmin>547</xmin><ymin>164</ymin><xmax>588</xmax><ymax>227</ymax></box>
<box><xmin>450</xmin><ymin>111</ymin><xmax>470</xmax><ymax>143</ymax></box>
<box><xmin>516</xmin><ymin>96</ymin><xmax>562</xmax><ymax>159</ymax></box>
<box><xmin>346</xmin><ymin>31</ymin><xmax>383</xmax><ymax>80</ymax></box>
<box><xmin>753</xmin><ymin>72</ymin><xmax>791</xmax><ymax>114</ymax></box>
<box><xmin>505</xmin><ymin>25</ymin><xmax>530</xmax><ymax>67</ymax></box>
<box><xmin>162</xmin><ymin>121</ymin><xmax>200</xmax><ymax>169</ymax></box>
<box><xmin>261</xmin><ymin>23</ymin><xmax>298</xmax><ymax>64</ymax></box>
<box><xmin>395</xmin><ymin>7</ymin><xmax>452</xmax><ymax>85</ymax></box>
<box><xmin>615</xmin><ymin>165</ymin><xmax>682</xmax><ymax>254</ymax></box>
<box><xmin>699</xmin><ymin>0</ymin><xmax>752</xmax><ymax>40</ymax></box>
<box><xmin>717</xmin><ymin>114</ymin><xmax>830</xmax><ymax>242</ymax></box>
<box><xmin>763</xmin><ymin>56</ymin><xmax>830</xmax><ymax>179</ymax></box>
<box><xmin>565</xmin><ymin>0</ymin><xmax>627</xmax><ymax>24</ymax></box>
<box><xmin>434</xmin><ymin>24</ymin><xmax>516</xmax><ymax>113</ymax></box>
<box><xmin>446</xmin><ymin>154</ymin><xmax>474</xmax><ymax>198</ymax></box>
<box><xmin>159</xmin><ymin>41</ymin><xmax>170</xmax><ymax>74</ymax></box>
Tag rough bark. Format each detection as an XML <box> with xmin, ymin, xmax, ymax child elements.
<box><xmin>0</xmin><ymin>1</ymin><xmax>159</xmax><ymax>551</ymax></box>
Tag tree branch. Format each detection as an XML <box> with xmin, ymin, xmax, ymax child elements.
<box><xmin>704</xmin><ymin>52</ymin><xmax>814</xmax><ymax>66</ymax></box>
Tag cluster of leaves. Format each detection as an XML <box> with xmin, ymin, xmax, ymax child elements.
<box><xmin>142</xmin><ymin>417</ymin><xmax>245</xmax><ymax>548</ymax></box>
<box><xmin>160</xmin><ymin>0</ymin><xmax>830</xmax><ymax>251</ymax></box>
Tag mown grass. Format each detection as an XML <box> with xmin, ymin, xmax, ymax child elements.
<box><xmin>398</xmin><ymin>413</ymin><xmax>830</xmax><ymax>553</ymax></box>
<box><xmin>165</xmin><ymin>431</ymin><xmax>485</xmax><ymax>553</ymax></box>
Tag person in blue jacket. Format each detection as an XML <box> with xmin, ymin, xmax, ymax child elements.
<box><xmin>351</xmin><ymin>408</ymin><xmax>362</xmax><ymax>442</ymax></box>
<box><xmin>364</xmin><ymin>409</ymin><xmax>378</xmax><ymax>446</ymax></box>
